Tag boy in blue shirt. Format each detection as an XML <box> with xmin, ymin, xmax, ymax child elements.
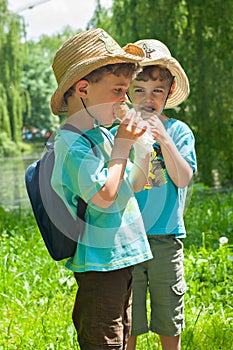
<box><xmin>125</xmin><ymin>39</ymin><xmax>197</xmax><ymax>350</ymax></box>
<box><xmin>50</xmin><ymin>28</ymin><xmax>153</xmax><ymax>350</ymax></box>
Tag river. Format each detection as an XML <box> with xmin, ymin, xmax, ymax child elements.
<box><xmin>0</xmin><ymin>151</ymin><xmax>43</xmax><ymax>209</ymax></box>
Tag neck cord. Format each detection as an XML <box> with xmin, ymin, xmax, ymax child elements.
<box><xmin>80</xmin><ymin>98</ymin><xmax>99</xmax><ymax>126</ymax></box>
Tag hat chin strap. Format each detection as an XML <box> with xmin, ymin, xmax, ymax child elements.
<box><xmin>163</xmin><ymin>76</ymin><xmax>175</xmax><ymax>110</ymax></box>
<box><xmin>81</xmin><ymin>98</ymin><xmax>99</xmax><ymax>126</ymax></box>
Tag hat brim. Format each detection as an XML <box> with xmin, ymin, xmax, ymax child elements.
<box><xmin>51</xmin><ymin>45</ymin><xmax>144</xmax><ymax>115</ymax></box>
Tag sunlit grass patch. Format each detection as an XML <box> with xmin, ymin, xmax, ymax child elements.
<box><xmin>0</xmin><ymin>189</ymin><xmax>233</xmax><ymax>349</ymax></box>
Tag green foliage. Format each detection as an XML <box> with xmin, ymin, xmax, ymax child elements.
<box><xmin>21</xmin><ymin>27</ymin><xmax>78</xmax><ymax>133</ymax></box>
<box><xmin>0</xmin><ymin>83</ymin><xmax>11</xmax><ymax>137</ymax></box>
<box><xmin>184</xmin><ymin>189</ymin><xmax>233</xmax><ymax>249</ymax></box>
<box><xmin>87</xmin><ymin>0</ymin><xmax>112</xmax><ymax>32</ymax></box>
<box><xmin>7</xmin><ymin>84</ymin><xmax>23</xmax><ymax>143</ymax></box>
<box><xmin>1</xmin><ymin>0</ymin><xmax>232</xmax><ymax>184</ymax></box>
<box><xmin>181</xmin><ymin>0</ymin><xmax>233</xmax><ymax>187</ymax></box>
<box><xmin>0</xmin><ymin>190</ymin><xmax>233</xmax><ymax>349</ymax></box>
<box><xmin>0</xmin><ymin>0</ymin><xmax>26</xmax><ymax>147</ymax></box>
<box><xmin>0</xmin><ymin>4</ymin><xmax>77</xmax><ymax>152</ymax></box>
<box><xmin>0</xmin><ymin>207</ymin><xmax>78</xmax><ymax>349</ymax></box>
<box><xmin>184</xmin><ymin>243</ymin><xmax>233</xmax><ymax>349</ymax></box>
<box><xmin>93</xmin><ymin>0</ymin><xmax>233</xmax><ymax>188</ymax></box>
<box><xmin>0</xmin><ymin>131</ymin><xmax>21</xmax><ymax>157</ymax></box>
<box><xmin>21</xmin><ymin>41</ymin><xmax>57</xmax><ymax>132</ymax></box>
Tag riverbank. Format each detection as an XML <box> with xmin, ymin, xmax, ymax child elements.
<box><xmin>0</xmin><ymin>147</ymin><xmax>44</xmax><ymax>209</ymax></box>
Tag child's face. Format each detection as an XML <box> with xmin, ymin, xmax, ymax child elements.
<box><xmin>86</xmin><ymin>73</ymin><xmax>131</xmax><ymax>126</ymax></box>
<box><xmin>129</xmin><ymin>69</ymin><xmax>171</xmax><ymax>115</ymax></box>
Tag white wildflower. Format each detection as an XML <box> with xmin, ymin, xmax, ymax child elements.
<box><xmin>219</xmin><ymin>236</ymin><xmax>228</xmax><ymax>245</ymax></box>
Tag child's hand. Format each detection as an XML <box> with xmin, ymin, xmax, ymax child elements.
<box><xmin>110</xmin><ymin>110</ymin><xmax>148</xmax><ymax>164</ymax></box>
<box><xmin>116</xmin><ymin>109</ymin><xmax>147</xmax><ymax>144</ymax></box>
<box><xmin>143</xmin><ymin>113</ymin><xmax>167</xmax><ymax>143</ymax></box>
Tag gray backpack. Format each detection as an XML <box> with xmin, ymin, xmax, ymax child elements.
<box><xmin>25</xmin><ymin>124</ymin><xmax>97</xmax><ymax>260</ymax></box>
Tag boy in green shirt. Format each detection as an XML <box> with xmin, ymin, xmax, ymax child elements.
<box><xmin>50</xmin><ymin>28</ymin><xmax>153</xmax><ymax>349</ymax></box>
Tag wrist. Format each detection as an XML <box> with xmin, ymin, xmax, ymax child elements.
<box><xmin>133</xmin><ymin>134</ymin><xmax>154</xmax><ymax>159</ymax></box>
<box><xmin>156</xmin><ymin>132</ymin><xmax>171</xmax><ymax>146</ymax></box>
<box><xmin>111</xmin><ymin>138</ymin><xmax>131</xmax><ymax>160</ymax></box>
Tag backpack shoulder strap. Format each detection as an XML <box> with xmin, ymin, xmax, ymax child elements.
<box><xmin>100</xmin><ymin>126</ymin><xmax>114</xmax><ymax>147</ymax></box>
<box><xmin>61</xmin><ymin>123</ymin><xmax>97</xmax><ymax>156</ymax></box>
<box><xmin>50</xmin><ymin>123</ymin><xmax>97</xmax><ymax>220</ymax></box>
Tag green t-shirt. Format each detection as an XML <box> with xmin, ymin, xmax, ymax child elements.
<box><xmin>51</xmin><ymin>126</ymin><xmax>152</xmax><ymax>272</ymax></box>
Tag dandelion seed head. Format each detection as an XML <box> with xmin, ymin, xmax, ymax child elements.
<box><xmin>219</xmin><ymin>236</ymin><xmax>228</xmax><ymax>245</ymax></box>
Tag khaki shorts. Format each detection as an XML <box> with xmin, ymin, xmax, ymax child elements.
<box><xmin>131</xmin><ymin>235</ymin><xmax>187</xmax><ymax>337</ymax></box>
<box><xmin>73</xmin><ymin>266</ymin><xmax>133</xmax><ymax>350</ymax></box>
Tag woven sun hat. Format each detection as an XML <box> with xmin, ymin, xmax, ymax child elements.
<box><xmin>51</xmin><ymin>28</ymin><xmax>145</xmax><ymax>115</ymax></box>
<box><xmin>134</xmin><ymin>39</ymin><xmax>190</xmax><ymax>108</ymax></box>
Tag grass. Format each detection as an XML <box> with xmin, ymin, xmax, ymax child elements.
<box><xmin>0</xmin><ymin>188</ymin><xmax>233</xmax><ymax>349</ymax></box>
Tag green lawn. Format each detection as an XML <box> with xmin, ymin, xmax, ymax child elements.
<box><xmin>0</xmin><ymin>188</ymin><xmax>232</xmax><ymax>349</ymax></box>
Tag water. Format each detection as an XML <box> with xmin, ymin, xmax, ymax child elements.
<box><xmin>0</xmin><ymin>151</ymin><xmax>42</xmax><ymax>209</ymax></box>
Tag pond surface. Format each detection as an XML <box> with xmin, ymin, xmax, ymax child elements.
<box><xmin>0</xmin><ymin>150</ymin><xmax>43</xmax><ymax>209</ymax></box>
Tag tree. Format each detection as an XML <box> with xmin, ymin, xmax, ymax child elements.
<box><xmin>22</xmin><ymin>27</ymin><xmax>78</xmax><ymax>133</ymax></box>
<box><xmin>0</xmin><ymin>0</ymin><xmax>26</xmax><ymax>146</ymax></box>
<box><xmin>0</xmin><ymin>2</ymin><xmax>77</xmax><ymax>151</ymax></box>
<box><xmin>92</xmin><ymin>0</ymin><xmax>233</xmax><ymax>187</ymax></box>
<box><xmin>87</xmin><ymin>0</ymin><xmax>112</xmax><ymax>32</ymax></box>
<box><xmin>182</xmin><ymin>0</ymin><xmax>233</xmax><ymax>186</ymax></box>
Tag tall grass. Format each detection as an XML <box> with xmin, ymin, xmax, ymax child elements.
<box><xmin>0</xmin><ymin>189</ymin><xmax>233</xmax><ymax>349</ymax></box>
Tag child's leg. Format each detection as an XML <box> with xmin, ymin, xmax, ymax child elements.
<box><xmin>126</xmin><ymin>335</ymin><xmax>137</xmax><ymax>350</ymax></box>
<box><xmin>127</xmin><ymin>334</ymin><xmax>180</xmax><ymax>350</ymax></box>
<box><xmin>126</xmin><ymin>261</ymin><xmax>149</xmax><ymax>349</ymax></box>
<box><xmin>159</xmin><ymin>334</ymin><xmax>181</xmax><ymax>350</ymax></box>
<box><xmin>72</xmin><ymin>267</ymin><xmax>133</xmax><ymax>350</ymax></box>
<box><xmin>148</xmin><ymin>236</ymin><xmax>186</xmax><ymax>350</ymax></box>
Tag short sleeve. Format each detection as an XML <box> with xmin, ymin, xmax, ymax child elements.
<box><xmin>169</xmin><ymin>121</ymin><xmax>197</xmax><ymax>173</ymax></box>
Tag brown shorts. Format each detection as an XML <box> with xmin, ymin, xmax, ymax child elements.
<box><xmin>72</xmin><ymin>266</ymin><xmax>133</xmax><ymax>350</ymax></box>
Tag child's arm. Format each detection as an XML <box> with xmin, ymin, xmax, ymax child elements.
<box><xmin>128</xmin><ymin>149</ymin><xmax>150</xmax><ymax>192</ymax></box>
<box><xmin>160</xmin><ymin>136</ymin><xmax>193</xmax><ymax>188</ymax></box>
<box><xmin>90</xmin><ymin>116</ymin><xmax>148</xmax><ymax>208</ymax></box>
<box><xmin>112</xmin><ymin>104</ymin><xmax>151</xmax><ymax>192</ymax></box>
<box><xmin>148</xmin><ymin>115</ymin><xmax>193</xmax><ymax>188</ymax></box>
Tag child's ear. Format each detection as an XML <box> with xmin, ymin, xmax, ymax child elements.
<box><xmin>168</xmin><ymin>80</ymin><xmax>176</xmax><ymax>97</ymax></box>
<box><xmin>75</xmin><ymin>80</ymin><xmax>89</xmax><ymax>98</ymax></box>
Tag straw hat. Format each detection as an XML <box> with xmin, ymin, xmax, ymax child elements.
<box><xmin>51</xmin><ymin>28</ymin><xmax>145</xmax><ymax>115</ymax></box>
<box><xmin>134</xmin><ymin>39</ymin><xmax>190</xmax><ymax>108</ymax></box>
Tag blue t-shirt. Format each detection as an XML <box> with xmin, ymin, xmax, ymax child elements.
<box><xmin>111</xmin><ymin>118</ymin><xmax>197</xmax><ymax>238</ymax></box>
<box><xmin>51</xmin><ymin>126</ymin><xmax>152</xmax><ymax>272</ymax></box>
